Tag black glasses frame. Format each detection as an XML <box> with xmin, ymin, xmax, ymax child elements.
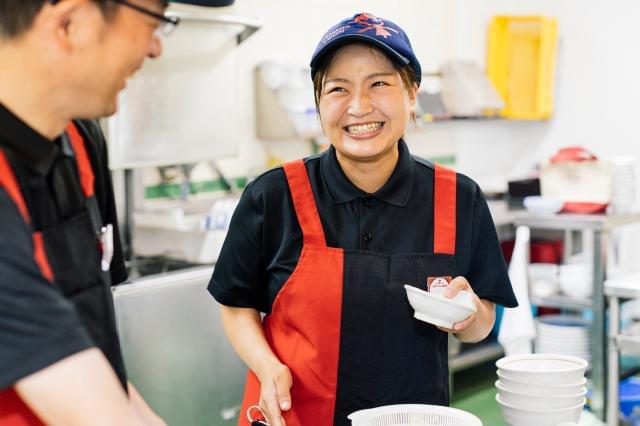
<box><xmin>112</xmin><ymin>0</ymin><xmax>180</xmax><ymax>35</ymax></box>
<box><xmin>49</xmin><ymin>0</ymin><xmax>181</xmax><ymax>36</ymax></box>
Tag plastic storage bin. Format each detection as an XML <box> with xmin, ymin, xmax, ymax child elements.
<box><xmin>487</xmin><ymin>15</ymin><xmax>558</xmax><ymax>120</ymax></box>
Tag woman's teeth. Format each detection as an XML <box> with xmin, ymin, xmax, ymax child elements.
<box><xmin>345</xmin><ymin>122</ymin><xmax>383</xmax><ymax>135</ymax></box>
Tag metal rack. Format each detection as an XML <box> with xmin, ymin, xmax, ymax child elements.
<box><xmin>605</xmin><ymin>275</ymin><xmax>640</xmax><ymax>425</ymax></box>
<box><xmin>514</xmin><ymin>211</ymin><xmax>640</xmax><ymax>421</ymax></box>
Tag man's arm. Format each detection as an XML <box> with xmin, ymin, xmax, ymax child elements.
<box><xmin>16</xmin><ymin>349</ymin><xmax>144</xmax><ymax>426</ymax></box>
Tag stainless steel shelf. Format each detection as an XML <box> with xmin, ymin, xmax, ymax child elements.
<box><xmin>450</xmin><ymin>341</ymin><xmax>504</xmax><ymax>372</ymax></box>
<box><xmin>530</xmin><ymin>294</ymin><xmax>592</xmax><ymax>310</ymax></box>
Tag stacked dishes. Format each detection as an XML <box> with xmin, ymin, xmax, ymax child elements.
<box><xmin>558</xmin><ymin>262</ymin><xmax>593</xmax><ymax>299</ymax></box>
<box><xmin>609</xmin><ymin>156</ymin><xmax>636</xmax><ymax>214</ymax></box>
<box><xmin>534</xmin><ymin>315</ymin><xmax>592</xmax><ymax>366</ymax></box>
<box><xmin>495</xmin><ymin>354</ymin><xmax>588</xmax><ymax>426</ymax></box>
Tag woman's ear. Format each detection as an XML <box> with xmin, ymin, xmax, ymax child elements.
<box><xmin>408</xmin><ymin>82</ymin><xmax>419</xmax><ymax>113</ymax></box>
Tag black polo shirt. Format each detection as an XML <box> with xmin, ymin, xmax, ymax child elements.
<box><xmin>0</xmin><ymin>103</ymin><xmax>127</xmax><ymax>389</ymax></box>
<box><xmin>209</xmin><ymin>140</ymin><xmax>517</xmax><ymax>313</ymax></box>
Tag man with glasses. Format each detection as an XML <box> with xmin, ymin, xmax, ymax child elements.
<box><xmin>0</xmin><ymin>0</ymin><xmax>228</xmax><ymax>424</ymax></box>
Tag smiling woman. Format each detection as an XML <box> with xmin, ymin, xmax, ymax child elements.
<box><xmin>210</xmin><ymin>12</ymin><xmax>518</xmax><ymax>426</ymax></box>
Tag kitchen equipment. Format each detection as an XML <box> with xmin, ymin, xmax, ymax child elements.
<box><xmin>495</xmin><ymin>380</ymin><xmax>586</xmax><ymax>410</ymax></box>
<box><xmin>496</xmin><ymin>372</ymin><xmax>587</xmax><ymax>397</ymax></box>
<box><xmin>347</xmin><ymin>404</ymin><xmax>482</xmax><ymax>426</ymax></box>
<box><xmin>404</xmin><ymin>285</ymin><xmax>476</xmax><ymax>328</ymax></box>
<box><xmin>112</xmin><ymin>267</ymin><xmax>247</xmax><ymax>425</ymax></box>
<box><xmin>496</xmin><ymin>354</ymin><xmax>588</xmax><ymax>385</ymax></box>
<box><xmin>496</xmin><ymin>394</ymin><xmax>584</xmax><ymax>426</ymax></box>
<box><xmin>534</xmin><ymin>315</ymin><xmax>592</xmax><ymax>365</ymax></box>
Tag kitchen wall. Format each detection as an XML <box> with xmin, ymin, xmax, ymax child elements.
<box><xmin>187</xmin><ymin>0</ymin><xmax>640</xmax><ymax>199</ymax></box>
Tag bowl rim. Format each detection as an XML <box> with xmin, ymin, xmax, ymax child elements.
<box><xmin>495</xmin><ymin>380</ymin><xmax>587</xmax><ymax>398</ymax></box>
<box><xmin>496</xmin><ymin>371</ymin><xmax>588</xmax><ymax>387</ymax></box>
<box><xmin>495</xmin><ymin>393</ymin><xmax>586</xmax><ymax>413</ymax></box>
<box><xmin>404</xmin><ymin>285</ymin><xmax>476</xmax><ymax>313</ymax></box>
<box><xmin>496</xmin><ymin>354</ymin><xmax>588</xmax><ymax>373</ymax></box>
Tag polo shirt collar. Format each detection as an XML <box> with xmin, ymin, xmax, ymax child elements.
<box><xmin>321</xmin><ymin>139</ymin><xmax>415</xmax><ymax>206</ymax></box>
<box><xmin>0</xmin><ymin>103</ymin><xmax>58</xmax><ymax>175</ymax></box>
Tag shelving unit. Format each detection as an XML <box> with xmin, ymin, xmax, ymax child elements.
<box><xmin>605</xmin><ymin>276</ymin><xmax>640</xmax><ymax>425</ymax></box>
<box><xmin>514</xmin><ymin>211</ymin><xmax>640</xmax><ymax>421</ymax></box>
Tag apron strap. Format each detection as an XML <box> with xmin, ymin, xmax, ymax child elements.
<box><xmin>0</xmin><ymin>149</ymin><xmax>54</xmax><ymax>282</ymax></box>
<box><xmin>282</xmin><ymin>160</ymin><xmax>326</xmax><ymax>247</ymax></box>
<box><xmin>66</xmin><ymin>121</ymin><xmax>95</xmax><ymax>198</ymax></box>
<box><xmin>433</xmin><ymin>163</ymin><xmax>457</xmax><ymax>255</ymax></box>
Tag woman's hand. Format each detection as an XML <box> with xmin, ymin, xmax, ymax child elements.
<box><xmin>256</xmin><ymin>360</ymin><xmax>292</xmax><ymax>426</ymax></box>
<box><xmin>437</xmin><ymin>276</ymin><xmax>496</xmax><ymax>342</ymax></box>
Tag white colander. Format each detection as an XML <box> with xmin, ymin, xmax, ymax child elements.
<box><xmin>348</xmin><ymin>404</ymin><xmax>483</xmax><ymax>426</ymax></box>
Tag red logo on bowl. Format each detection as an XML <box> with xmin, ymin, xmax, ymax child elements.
<box><xmin>427</xmin><ymin>276</ymin><xmax>452</xmax><ymax>294</ymax></box>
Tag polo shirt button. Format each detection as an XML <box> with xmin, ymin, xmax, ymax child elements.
<box><xmin>361</xmin><ymin>232</ymin><xmax>372</xmax><ymax>242</ymax></box>
<box><xmin>362</xmin><ymin>196</ymin><xmax>373</xmax><ymax>206</ymax></box>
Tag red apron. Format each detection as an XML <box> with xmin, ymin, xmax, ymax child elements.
<box><xmin>0</xmin><ymin>122</ymin><xmax>103</xmax><ymax>426</ymax></box>
<box><xmin>240</xmin><ymin>159</ymin><xmax>457</xmax><ymax>426</ymax></box>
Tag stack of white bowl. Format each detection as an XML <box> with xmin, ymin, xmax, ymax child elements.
<box><xmin>608</xmin><ymin>156</ymin><xmax>636</xmax><ymax>214</ymax></box>
<box><xmin>535</xmin><ymin>315</ymin><xmax>592</xmax><ymax>366</ymax></box>
<box><xmin>528</xmin><ymin>263</ymin><xmax>559</xmax><ymax>298</ymax></box>
<box><xmin>495</xmin><ymin>354</ymin><xmax>588</xmax><ymax>426</ymax></box>
<box><xmin>558</xmin><ymin>262</ymin><xmax>593</xmax><ymax>299</ymax></box>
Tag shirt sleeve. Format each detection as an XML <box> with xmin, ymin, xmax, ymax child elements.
<box><xmin>466</xmin><ymin>186</ymin><xmax>518</xmax><ymax>308</ymax></box>
<box><xmin>0</xmin><ymin>190</ymin><xmax>94</xmax><ymax>389</ymax></box>
<box><xmin>208</xmin><ymin>184</ymin><xmax>268</xmax><ymax>312</ymax></box>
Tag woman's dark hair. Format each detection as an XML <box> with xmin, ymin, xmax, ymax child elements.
<box><xmin>0</xmin><ymin>0</ymin><xmax>115</xmax><ymax>38</ymax></box>
<box><xmin>312</xmin><ymin>43</ymin><xmax>419</xmax><ymax>121</ymax></box>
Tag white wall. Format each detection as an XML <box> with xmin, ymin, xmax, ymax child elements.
<box><xmin>172</xmin><ymin>0</ymin><xmax>640</xmax><ymax>195</ymax></box>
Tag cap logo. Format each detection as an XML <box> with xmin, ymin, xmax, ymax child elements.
<box><xmin>351</xmin><ymin>13</ymin><xmax>398</xmax><ymax>39</ymax></box>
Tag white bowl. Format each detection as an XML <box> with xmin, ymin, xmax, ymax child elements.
<box><xmin>524</xmin><ymin>196</ymin><xmax>564</xmax><ymax>214</ymax></box>
<box><xmin>495</xmin><ymin>380</ymin><xmax>586</xmax><ymax>410</ymax></box>
<box><xmin>559</xmin><ymin>276</ymin><xmax>593</xmax><ymax>298</ymax></box>
<box><xmin>496</xmin><ymin>371</ymin><xmax>587</xmax><ymax>396</ymax></box>
<box><xmin>496</xmin><ymin>354</ymin><xmax>588</xmax><ymax>385</ymax></box>
<box><xmin>496</xmin><ymin>394</ymin><xmax>585</xmax><ymax>426</ymax></box>
<box><xmin>404</xmin><ymin>285</ymin><xmax>476</xmax><ymax>328</ymax></box>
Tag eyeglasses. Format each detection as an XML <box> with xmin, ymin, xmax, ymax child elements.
<box><xmin>49</xmin><ymin>0</ymin><xmax>180</xmax><ymax>36</ymax></box>
<box><xmin>112</xmin><ymin>0</ymin><xmax>180</xmax><ymax>36</ymax></box>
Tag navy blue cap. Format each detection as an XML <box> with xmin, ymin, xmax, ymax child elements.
<box><xmin>310</xmin><ymin>13</ymin><xmax>421</xmax><ymax>84</ymax></box>
<box><xmin>170</xmin><ymin>0</ymin><xmax>234</xmax><ymax>6</ymax></box>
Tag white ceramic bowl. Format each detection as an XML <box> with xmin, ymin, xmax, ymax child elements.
<box><xmin>529</xmin><ymin>263</ymin><xmax>560</xmax><ymax>298</ymax></box>
<box><xmin>496</xmin><ymin>371</ymin><xmax>587</xmax><ymax>396</ymax></box>
<box><xmin>496</xmin><ymin>354</ymin><xmax>588</xmax><ymax>385</ymax></box>
<box><xmin>404</xmin><ymin>285</ymin><xmax>476</xmax><ymax>328</ymax></box>
<box><xmin>523</xmin><ymin>196</ymin><xmax>564</xmax><ymax>214</ymax></box>
<box><xmin>495</xmin><ymin>380</ymin><xmax>586</xmax><ymax>410</ymax></box>
<box><xmin>559</xmin><ymin>276</ymin><xmax>593</xmax><ymax>298</ymax></box>
<box><xmin>499</xmin><ymin>395</ymin><xmax>585</xmax><ymax>425</ymax></box>
<box><xmin>496</xmin><ymin>394</ymin><xmax>585</xmax><ymax>426</ymax></box>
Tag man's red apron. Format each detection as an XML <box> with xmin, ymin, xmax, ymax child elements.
<box><xmin>0</xmin><ymin>122</ymin><xmax>120</xmax><ymax>425</ymax></box>
<box><xmin>240</xmin><ymin>159</ymin><xmax>458</xmax><ymax>426</ymax></box>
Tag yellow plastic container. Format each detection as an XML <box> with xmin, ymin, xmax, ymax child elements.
<box><xmin>487</xmin><ymin>16</ymin><xmax>558</xmax><ymax>120</ymax></box>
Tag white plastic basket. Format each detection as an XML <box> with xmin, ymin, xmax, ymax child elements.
<box><xmin>347</xmin><ymin>404</ymin><xmax>483</xmax><ymax>426</ymax></box>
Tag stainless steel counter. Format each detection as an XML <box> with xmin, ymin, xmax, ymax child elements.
<box><xmin>112</xmin><ymin>267</ymin><xmax>246</xmax><ymax>426</ymax></box>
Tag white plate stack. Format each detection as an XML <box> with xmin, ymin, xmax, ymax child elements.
<box><xmin>608</xmin><ymin>156</ymin><xmax>636</xmax><ymax>214</ymax></box>
<box><xmin>495</xmin><ymin>354</ymin><xmax>588</xmax><ymax>426</ymax></box>
<box><xmin>534</xmin><ymin>315</ymin><xmax>592</xmax><ymax>367</ymax></box>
